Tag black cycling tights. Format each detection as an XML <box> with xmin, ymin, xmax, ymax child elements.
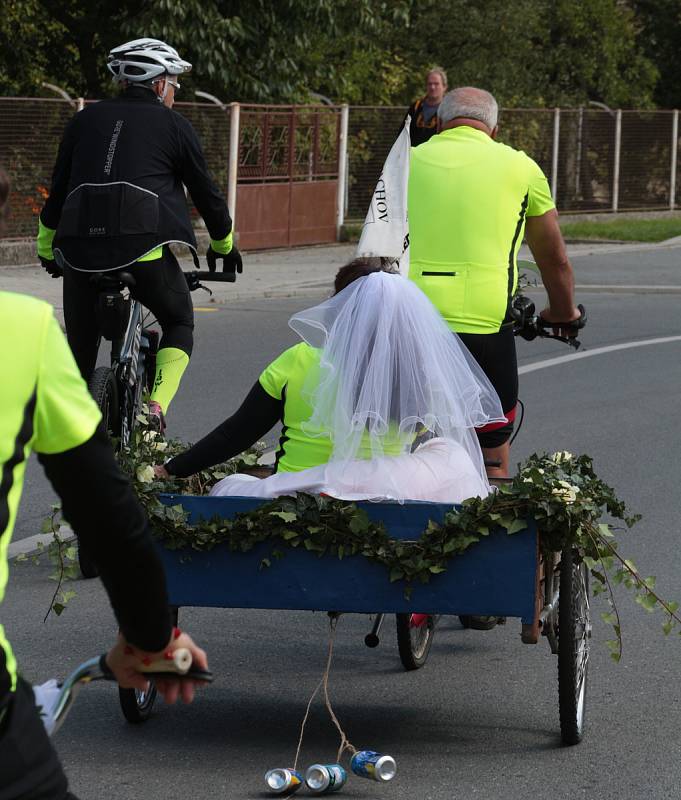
<box><xmin>62</xmin><ymin>247</ymin><xmax>194</xmax><ymax>383</ymax></box>
<box><xmin>0</xmin><ymin>679</ymin><xmax>79</xmax><ymax>799</ymax></box>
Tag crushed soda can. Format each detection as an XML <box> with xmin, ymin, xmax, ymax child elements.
<box><xmin>264</xmin><ymin>767</ymin><xmax>303</xmax><ymax>794</ymax></box>
<box><xmin>304</xmin><ymin>763</ymin><xmax>347</xmax><ymax>794</ymax></box>
<box><xmin>350</xmin><ymin>750</ymin><xmax>397</xmax><ymax>782</ymax></box>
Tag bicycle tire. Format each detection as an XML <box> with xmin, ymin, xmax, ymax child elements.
<box><xmin>78</xmin><ymin>367</ymin><xmax>120</xmax><ymax>580</ymax></box>
<box><xmin>89</xmin><ymin>366</ymin><xmax>120</xmax><ymax>439</ymax></box>
<box><xmin>396</xmin><ymin>614</ymin><xmax>437</xmax><ymax>670</ymax></box>
<box><xmin>142</xmin><ymin>327</ymin><xmax>159</xmax><ymax>398</ymax></box>
<box><xmin>558</xmin><ymin>547</ymin><xmax>590</xmax><ymax>745</ymax></box>
<box><xmin>119</xmin><ymin>684</ymin><xmax>158</xmax><ymax>724</ymax></box>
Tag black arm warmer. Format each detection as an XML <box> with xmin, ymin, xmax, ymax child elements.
<box><xmin>39</xmin><ymin>424</ymin><xmax>172</xmax><ymax>653</ymax></box>
<box><xmin>166</xmin><ymin>381</ymin><xmax>282</xmax><ymax>478</ymax></box>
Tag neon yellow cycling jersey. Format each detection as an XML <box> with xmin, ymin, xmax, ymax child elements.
<box><xmin>408</xmin><ymin>126</ymin><xmax>555</xmax><ymax>334</ymax></box>
<box><xmin>259</xmin><ymin>342</ymin><xmax>404</xmax><ymax>472</ymax></box>
<box><xmin>0</xmin><ymin>292</ymin><xmax>101</xmax><ymax>695</ymax></box>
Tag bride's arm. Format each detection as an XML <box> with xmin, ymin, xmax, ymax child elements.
<box><xmin>163</xmin><ymin>381</ymin><xmax>282</xmax><ymax>478</ymax></box>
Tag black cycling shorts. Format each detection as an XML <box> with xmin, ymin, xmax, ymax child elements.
<box><xmin>458</xmin><ymin>327</ymin><xmax>518</xmax><ymax>448</ymax></box>
<box><xmin>0</xmin><ymin>678</ymin><xmax>77</xmax><ymax>799</ymax></box>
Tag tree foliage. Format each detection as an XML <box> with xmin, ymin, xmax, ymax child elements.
<box><xmin>0</xmin><ymin>0</ymin><xmax>674</xmax><ymax>108</ymax></box>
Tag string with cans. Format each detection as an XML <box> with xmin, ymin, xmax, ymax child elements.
<box><xmin>265</xmin><ymin>614</ymin><xmax>397</xmax><ymax>795</ymax></box>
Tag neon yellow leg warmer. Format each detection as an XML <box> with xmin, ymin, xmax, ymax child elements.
<box><xmin>150</xmin><ymin>347</ymin><xmax>190</xmax><ymax>411</ymax></box>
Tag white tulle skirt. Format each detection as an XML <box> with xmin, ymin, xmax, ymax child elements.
<box><xmin>208</xmin><ymin>437</ymin><xmax>490</xmax><ymax>504</ymax></box>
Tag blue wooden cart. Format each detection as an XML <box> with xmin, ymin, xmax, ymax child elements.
<box><xmin>118</xmin><ymin>494</ymin><xmax>591</xmax><ymax>746</ymax></box>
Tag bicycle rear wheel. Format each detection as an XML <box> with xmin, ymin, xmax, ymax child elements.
<box><xmin>396</xmin><ymin>614</ymin><xmax>438</xmax><ymax>670</ymax></box>
<box><xmin>89</xmin><ymin>366</ymin><xmax>120</xmax><ymax>439</ymax></box>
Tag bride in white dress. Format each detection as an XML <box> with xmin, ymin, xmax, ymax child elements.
<box><xmin>209</xmin><ymin>270</ymin><xmax>504</xmax><ymax>504</ymax></box>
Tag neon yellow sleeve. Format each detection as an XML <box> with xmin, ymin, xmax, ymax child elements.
<box><xmin>258</xmin><ymin>345</ymin><xmax>298</xmax><ymax>400</ymax></box>
<box><xmin>525</xmin><ymin>156</ymin><xmax>556</xmax><ymax>218</ymax></box>
<box><xmin>33</xmin><ymin>310</ymin><xmax>101</xmax><ymax>454</ymax></box>
<box><xmin>209</xmin><ymin>230</ymin><xmax>233</xmax><ymax>254</ymax></box>
<box><xmin>37</xmin><ymin>219</ymin><xmax>56</xmax><ymax>260</ymax></box>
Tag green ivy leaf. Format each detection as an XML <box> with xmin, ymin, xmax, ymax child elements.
<box><xmin>270</xmin><ymin>511</ymin><xmax>298</xmax><ymax>523</ymax></box>
<box><xmin>505</xmin><ymin>518</ymin><xmax>526</xmax><ymax>535</ymax></box>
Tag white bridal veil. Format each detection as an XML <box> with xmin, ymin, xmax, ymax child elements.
<box><xmin>288</xmin><ymin>271</ymin><xmax>505</xmax><ymax>493</ymax></box>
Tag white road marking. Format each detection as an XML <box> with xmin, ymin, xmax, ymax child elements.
<box><xmin>519</xmin><ymin>335</ymin><xmax>681</xmax><ymax>375</ymax></box>
<box><xmin>8</xmin><ymin>527</ymin><xmax>74</xmax><ymax>560</ymax></box>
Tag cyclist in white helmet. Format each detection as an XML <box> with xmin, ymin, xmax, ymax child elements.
<box><xmin>37</xmin><ymin>38</ymin><xmax>241</xmax><ymax>432</ymax></box>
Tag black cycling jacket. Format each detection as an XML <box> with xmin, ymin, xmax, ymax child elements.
<box><xmin>41</xmin><ymin>85</ymin><xmax>232</xmax><ymax>271</ymax></box>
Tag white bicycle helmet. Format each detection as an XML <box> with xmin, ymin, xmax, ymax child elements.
<box><xmin>107</xmin><ymin>38</ymin><xmax>192</xmax><ymax>84</ymax></box>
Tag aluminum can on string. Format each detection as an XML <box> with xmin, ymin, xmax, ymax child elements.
<box><xmin>304</xmin><ymin>763</ymin><xmax>347</xmax><ymax>794</ymax></box>
<box><xmin>264</xmin><ymin>767</ymin><xmax>303</xmax><ymax>794</ymax></box>
<box><xmin>350</xmin><ymin>750</ymin><xmax>397</xmax><ymax>782</ymax></box>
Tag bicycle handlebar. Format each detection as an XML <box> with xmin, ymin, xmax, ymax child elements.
<box><xmin>48</xmin><ymin>648</ymin><xmax>213</xmax><ymax>734</ymax></box>
<box><xmin>511</xmin><ymin>295</ymin><xmax>587</xmax><ymax>350</ymax></box>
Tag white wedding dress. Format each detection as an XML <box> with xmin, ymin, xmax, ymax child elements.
<box><xmin>209</xmin><ymin>437</ymin><xmax>490</xmax><ymax>503</ymax></box>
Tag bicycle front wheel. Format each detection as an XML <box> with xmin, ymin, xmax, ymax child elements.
<box><xmin>558</xmin><ymin>547</ymin><xmax>591</xmax><ymax>745</ymax></box>
<box><xmin>396</xmin><ymin>613</ymin><xmax>438</xmax><ymax>670</ymax></box>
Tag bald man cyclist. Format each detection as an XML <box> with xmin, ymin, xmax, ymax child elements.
<box><xmin>37</xmin><ymin>39</ymin><xmax>241</xmax><ymax>432</ymax></box>
<box><xmin>408</xmin><ymin>86</ymin><xmax>581</xmax><ymax>479</ymax></box>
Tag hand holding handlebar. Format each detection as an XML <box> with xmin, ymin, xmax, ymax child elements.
<box><xmin>538</xmin><ymin>305</ymin><xmax>586</xmax><ymax>338</ymax></box>
<box><xmin>104</xmin><ymin>629</ymin><xmax>210</xmax><ymax>705</ymax></box>
<box><xmin>512</xmin><ymin>295</ymin><xmax>587</xmax><ymax>349</ymax></box>
<box><xmin>206</xmin><ymin>244</ymin><xmax>243</xmax><ymax>281</ymax></box>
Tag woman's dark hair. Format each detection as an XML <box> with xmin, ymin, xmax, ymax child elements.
<box><xmin>333</xmin><ymin>256</ymin><xmax>399</xmax><ymax>295</ymax></box>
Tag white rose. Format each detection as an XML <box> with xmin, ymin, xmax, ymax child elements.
<box><xmin>552</xmin><ymin>480</ymin><xmax>579</xmax><ymax>503</ymax></box>
<box><xmin>552</xmin><ymin>451</ymin><xmax>574</xmax><ymax>464</ymax></box>
<box><xmin>136</xmin><ymin>465</ymin><xmax>155</xmax><ymax>484</ymax></box>
<box><xmin>154</xmin><ymin>441</ymin><xmax>168</xmax><ymax>452</ymax></box>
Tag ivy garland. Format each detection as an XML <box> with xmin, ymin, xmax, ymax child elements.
<box><xmin>33</xmin><ymin>420</ymin><xmax>681</xmax><ymax>658</ymax></box>
<box><xmin>118</xmin><ymin>426</ymin><xmax>681</xmax><ymax>660</ymax></box>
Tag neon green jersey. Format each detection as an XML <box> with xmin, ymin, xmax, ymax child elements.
<box><xmin>259</xmin><ymin>343</ymin><xmax>404</xmax><ymax>473</ymax></box>
<box><xmin>408</xmin><ymin>126</ymin><xmax>555</xmax><ymax>334</ymax></box>
<box><xmin>0</xmin><ymin>292</ymin><xmax>101</xmax><ymax>696</ymax></box>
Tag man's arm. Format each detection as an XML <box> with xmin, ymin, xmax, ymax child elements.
<box><xmin>524</xmin><ymin>209</ymin><xmax>580</xmax><ymax>322</ymax></box>
<box><xmin>176</xmin><ymin>116</ymin><xmax>232</xmax><ymax>243</ymax></box>
<box><xmin>39</xmin><ymin>426</ymin><xmax>172</xmax><ymax>652</ymax></box>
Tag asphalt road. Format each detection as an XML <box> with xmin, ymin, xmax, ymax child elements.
<box><xmin>4</xmin><ymin>244</ymin><xmax>681</xmax><ymax>798</ymax></box>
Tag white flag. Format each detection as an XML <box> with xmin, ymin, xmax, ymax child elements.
<box><xmin>356</xmin><ymin>118</ymin><xmax>411</xmax><ymax>276</ymax></box>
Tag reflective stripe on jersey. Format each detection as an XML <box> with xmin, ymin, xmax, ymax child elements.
<box><xmin>408</xmin><ymin>126</ymin><xmax>555</xmax><ymax>334</ymax></box>
<box><xmin>0</xmin><ymin>292</ymin><xmax>101</xmax><ymax>698</ymax></box>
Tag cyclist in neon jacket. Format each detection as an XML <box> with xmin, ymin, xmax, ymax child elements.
<box><xmin>36</xmin><ymin>39</ymin><xmax>241</xmax><ymax>431</ymax></box>
<box><xmin>4</xmin><ymin>164</ymin><xmax>209</xmax><ymax>799</ymax></box>
<box><xmin>408</xmin><ymin>86</ymin><xmax>580</xmax><ymax>479</ymax></box>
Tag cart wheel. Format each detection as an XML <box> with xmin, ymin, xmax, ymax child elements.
<box><xmin>558</xmin><ymin>547</ymin><xmax>591</xmax><ymax>745</ymax></box>
<box><xmin>458</xmin><ymin>615</ymin><xmax>472</xmax><ymax>629</ymax></box>
<box><xmin>396</xmin><ymin>614</ymin><xmax>438</xmax><ymax>670</ymax></box>
<box><xmin>119</xmin><ymin>684</ymin><xmax>157</xmax><ymax>724</ymax></box>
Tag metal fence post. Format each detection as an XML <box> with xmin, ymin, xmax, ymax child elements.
<box><xmin>670</xmin><ymin>110</ymin><xmax>678</xmax><ymax>210</ymax></box>
<box><xmin>551</xmin><ymin>108</ymin><xmax>560</xmax><ymax>201</ymax></box>
<box><xmin>336</xmin><ymin>104</ymin><xmax>349</xmax><ymax>239</ymax></box>
<box><xmin>228</xmin><ymin>102</ymin><xmax>240</xmax><ymax>229</ymax></box>
<box><xmin>612</xmin><ymin>109</ymin><xmax>622</xmax><ymax>212</ymax></box>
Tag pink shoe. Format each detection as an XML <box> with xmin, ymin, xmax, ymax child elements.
<box><xmin>148</xmin><ymin>401</ymin><xmax>166</xmax><ymax>435</ymax></box>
